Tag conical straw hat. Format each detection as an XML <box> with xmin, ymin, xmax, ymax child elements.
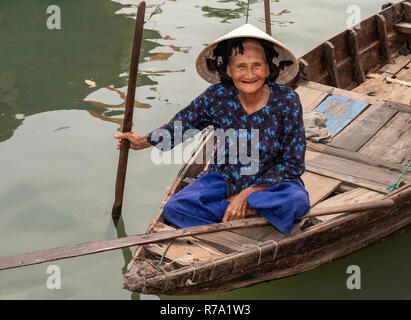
<box><xmin>196</xmin><ymin>23</ymin><xmax>299</xmax><ymax>85</ymax></box>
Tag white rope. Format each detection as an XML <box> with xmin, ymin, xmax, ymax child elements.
<box><xmin>220</xmin><ymin>233</ymin><xmax>279</xmax><ymax>266</ymax></box>
<box><xmin>157</xmin><ymin>240</ymin><xmax>172</xmax><ymax>267</ymax></box>
<box><xmin>242</xmin><ymin>243</ymin><xmax>263</xmax><ymax>266</ymax></box>
<box><xmin>185</xmin><ymin>264</ymin><xmax>197</xmax><ymax>286</ymax></box>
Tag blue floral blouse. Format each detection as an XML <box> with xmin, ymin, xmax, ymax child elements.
<box><xmin>146</xmin><ymin>83</ymin><xmax>306</xmax><ymax>197</ymax></box>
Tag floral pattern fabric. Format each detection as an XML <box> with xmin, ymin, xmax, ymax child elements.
<box><xmin>147</xmin><ymin>83</ymin><xmax>306</xmax><ymax>197</ymax></box>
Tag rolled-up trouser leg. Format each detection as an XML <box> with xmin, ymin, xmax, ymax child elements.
<box><xmin>163</xmin><ymin>172</ymin><xmax>229</xmax><ymax>228</ymax></box>
<box><xmin>246</xmin><ymin>179</ymin><xmax>310</xmax><ymax>234</ymax></box>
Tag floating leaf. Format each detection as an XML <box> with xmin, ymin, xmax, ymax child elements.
<box><xmin>88</xmin><ymin>110</ymin><xmax>124</xmax><ymax>132</ymax></box>
<box><xmin>85</xmin><ymin>79</ymin><xmax>96</xmax><ymax>87</ymax></box>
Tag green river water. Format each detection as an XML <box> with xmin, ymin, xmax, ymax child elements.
<box><xmin>0</xmin><ymin>0</ymin><xmax>410</xmax><ymax>300</ymax></box>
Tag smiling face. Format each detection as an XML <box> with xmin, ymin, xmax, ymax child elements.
<box><xmin>226</xmin><ymin>40</ymin><xmax>270</xmax><ymax>95</ymax></box>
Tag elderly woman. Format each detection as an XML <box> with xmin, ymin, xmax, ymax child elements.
<box><xmin>115</xmin><ymin>24</ymin><xmax>310</xmax><ymax>234</ymax></box>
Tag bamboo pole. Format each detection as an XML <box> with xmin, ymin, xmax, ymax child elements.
<box><xmin>112</xmin><ymin>1</ymin><xmax>146</xmax><ymax>218</ymax></box>
<box><xmin>0</xmin><ymin>199</ymin><xmax>395</xmax><ymax>270</ymax></box>
<box><xmin>264</xmin><ymin>0</ymin><xmax>272</xmax><ymax>35</ymax></box>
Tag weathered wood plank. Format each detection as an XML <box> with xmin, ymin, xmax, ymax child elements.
<box><xmin>194</xmin><ymin>230</ymin><xmax>265</xmax><ymax>254</ymax></box>
<box><xmin>230</xmin><ymin>224</ymin><xmax>287</xmax><ymax>242</ymax></box>
<box><xmin>359</xmin><ymin>112</ymin><xmax>411</xmax><ymax>164</ymax></box>
<box><xmin>299</xmin><ymin>80</ymin><xmax>382</xmax><ymax>105</ymax></box>
<box><xmin>380</xmin><ymin>54</ymin><xmax>411</xmax><ymax>75</ymax></box>
<box><xmin>144</xmin><ymin>239</ymin><xmax>225</xmax><ymax>266</ymax></box>
<box><xmin>306</xmin><ymin>150</ymin><xmax>402</xmax><ymax>186</ymax></box>
<box><xmin>314</xmin><ymin>94</ymin><xmax>369</xmax><ymax>136</ymax></box>
<box><xmin>301</xmin><ymin>171</ymin><xmax>341</xmax><ymax>206</ymax></box>
<box><xmin>395</xmin><ymin>22</ymin><xmax>411</xmax><ymax>34</ymax></box>
<box><xmin>145</xmin><ymin>222</ymin><xmax>226</xmax><ymax>265</ymax></box>
<box><xmin>305</xmin><ymin>149</ymin><xmax>406</xmax><ymax>193</ymax></box>
<box><xmin>396</xmin><ymin>63</ymin><xmax>411</xmax><ymax>81</ymax></box>
<box><xmin>386</xmin><ymin>76</ymin><xmax>411</xmax><ymax>86</ymax></box>
<box><xmin>382</xmin><ymin>99</ymin><xmax>411</xmax><ymax>113</ymax></box>
<box><xmin>351</xmin><ymin>75</ymin><xmax>411</xmax><ymax>104</ymax></box>
<box><xmin>330</xmin><ymin>103</ymin><xmax>398</xmax><ymax>151</ymax></box>
<box><xmin>306</xmin><ymin>140</ymin><xmax>407</xmax><ymax>173</ymax></box>
<box><xmin>306</xmin><ymin>164</ymin><xmax>388</xmax><ymax>193</ymax></box>
<box><xmin>295</xmin><ymin>85</ymin><xmax>328</xmax><ymax>111</ymax></box>
<box><xmin>298</xmin><ymin>80</ymin><xmax>411</xmax><ymax>113</ymax></box>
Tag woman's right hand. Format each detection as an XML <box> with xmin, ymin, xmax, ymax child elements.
<box><xmin>114</xmin><ymin>131</ymin><xmax>151</xmax><ymax>150</ymax></box>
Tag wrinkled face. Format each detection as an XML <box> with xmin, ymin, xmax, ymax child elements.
<box><xmin>227</xmin><ymin>41</ymin><xmax>269</xmax><ymax>95</ymax></box>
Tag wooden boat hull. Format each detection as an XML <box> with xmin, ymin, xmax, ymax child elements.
<box><xmin>123</xmin><ymin>1</ymin><xmax>411</xmax><ymax>295</ymax></box>
<box><xmin>124</xmin><ymin>185</ymin><xmax>410</xmax><ymax>295</ymax></box>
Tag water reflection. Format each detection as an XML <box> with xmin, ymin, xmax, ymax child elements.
<box><xmin>0</xmin><ymin>70</ymin><xmax>23</xmax><ymax>142</ymax></box>
<box><xmin>0</xmin><ymin>0</ymin><xmax>134</xmax><ymax>142</ymax></box>
<box><xmin>85</xmin><ymin>86</ymin><xmax>151</xmax><ymax>131</ymax></box>
<box><xmin>0</xmin><ymin>0</ymin><xmax>194</xmax><ymax>142</ymax></box>
<box><xmin>256</xmin><ymin>6</ymin><xmax>294</xmax><ymax>27</ymax></box>
<box><xmin>84</xmin><ymin>1</ymin><xmax>193</xmax><ymax>129</ymax></box>
<box><xmin>200</xmin><ymin>0</ymin><xmax>259</xmax><ymax>23</ymax></box>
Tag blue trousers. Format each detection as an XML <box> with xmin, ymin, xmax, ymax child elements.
<box><xmin>163</xmin><ymin>172</ymin><xmax>310</xmax><ymax>234</ymax></box>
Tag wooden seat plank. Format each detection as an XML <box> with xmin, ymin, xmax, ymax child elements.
<box><xmin>146</xmin><ymin>222</ymin><xmax>226</xmax><ymax>265</ymax></box>
<box><xmin>301</xmin><ymin>171</ymin><xmax>341</xmax><ymax>206</ymax></box>
<box><xmin>330</xmin><ymin>103</ymin><xmax>398</xmax><ymax>151</ymax></box>
<box><xmin>395</xmin><ymin>63</ymin><xmax>411</xmax><ymax>81</ymax></box>
<box><xmin>352</xmin><ymin>74</ymin><xmax>411</xmax><ymax>105</ymax></box>
<box><xmin>305</xmin><ymin>150</ymin><xmax>407</xmax><ymax>191</ymax></box>
<box><xmin>307</xmin><ymin>141</ymin><xmax>407</xmax><ymax>173</ymax></box>
<box><xmin>379</xmin><ymin>54</ymin><xmax>411</xmax><ymax>75</ymax></box>
<box><xmin>358</xmin><ymin>112</ymin><xmax>411</xmax><ymax>165</ymax></box>
<box><xmin>299</xmin><ymin>80</ymin><xmax>411</xmax><ymax>113</ymax></box>
<box><xmin>194</xmin><ymin>230</ymin><xmax>264</xmax><ymax>254</ymax></box>
<box><xmin>295</xmin><ymin>86</ymin><xmax>329</xmax><ymax>111</ymax></box>
<box><xmin>395</xmin><ymin>22</ymin><xmax>411</xmax><ymax>34</ymax></box>
<box><xmin>231</xmin><ymin>222</ymin><xmax>302</xmax><ymax>242</ymax></box>
<box><xmin>145</xmin><ymin>239</ymin><xmax>225</xmax><ymax>266</ymax></box>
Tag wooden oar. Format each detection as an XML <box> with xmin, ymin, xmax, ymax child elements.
<box><xmin>112</xmin><ymin>1</ymin><xmax>146</xmax><ymax>218</ymax></box>
<box><xmin>0</xmin><ymin>199</ymin><xmax>394</xmax><ymax>271</ymax></box>
<box><xmin>297</xmin><ymin>199</ymin><xmax>394</xmax><ymax>219</ymax></box>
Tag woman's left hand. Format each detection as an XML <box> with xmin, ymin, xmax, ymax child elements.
<box><xmin>222</xmin><ymin>191</ymin><xmax>251</xmax><ymax>222</ymax></box>
<box><xmin>222</xmin><ymin>186</ymin><xmax>269</xmax><ymax>222</ymax></box>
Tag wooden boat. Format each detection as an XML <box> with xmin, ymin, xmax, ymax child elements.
<box><xmin>123</xmin><ymin>1</ymin><xmax>411</xmax><ymax>295</ymax></box>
